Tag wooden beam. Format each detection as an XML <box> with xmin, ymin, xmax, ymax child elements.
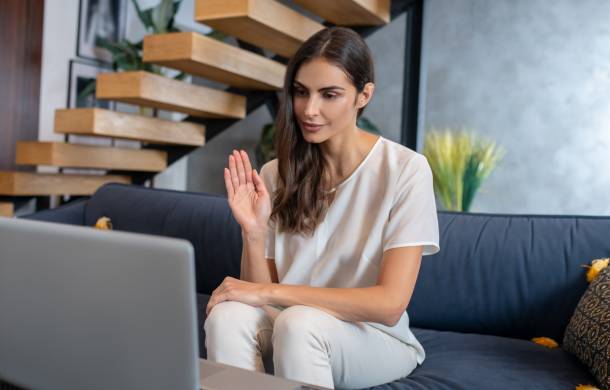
<box><xmin>195</xmin><ymin>0</ymin><xmax>324</xmax><ymax>58</ymax></box>
<box><xmin>0</xmin><ymin>171</ymin><xmax>131</xmax><ymax>196</ymax></box>
<box><xmin>96</xmin><ymin>71</ymin><xmax>246</xmax><ymax>119</ymax></box>
<box><xmin>16</xmin><ymin>141</ymin><xmax>168</xmax><ymax>172</ymax></box>
<box><xmin>54</xmin><ymin>108</ymin><xmax>205</xmax><ymax>146</ymax></box>
<box><xmin>293</xmin><ymin>0</ymin><xmax>390</xmax><ymax>25</ymax></box>
<box><xmin>143</xmin><ymin>32</ymin><xmax>285</xmax><ymax>90</ymax></box>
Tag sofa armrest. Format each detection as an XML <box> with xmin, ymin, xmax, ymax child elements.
<box><xmin>21</xmin><ymin>198</ymin><xmax>88</xmax><ymax>226</ymax></box>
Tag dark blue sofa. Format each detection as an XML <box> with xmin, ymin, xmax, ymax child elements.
<box><xmin>22</xmin><ymin>183</ymin><xmax>608</xmax><ymax>389</ymax></box>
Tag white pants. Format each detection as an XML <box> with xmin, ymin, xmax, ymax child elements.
<box><xmin>204</xmin><ymin>301</ymin><xmax>419</xmax><ymax>389</ymax></box>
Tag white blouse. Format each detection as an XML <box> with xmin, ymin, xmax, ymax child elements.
<box><xmin>259</xmin><ymin>136</ymin><xmax>440</xmax><ymax>365</ymax></box>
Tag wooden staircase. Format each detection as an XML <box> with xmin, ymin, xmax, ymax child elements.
<box><xmin>1</xmin><ymin>0</ymin><xmax>392</xmax><ymax>215</ymax></box>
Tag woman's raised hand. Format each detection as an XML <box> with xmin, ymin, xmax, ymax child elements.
<box><xmin>224</xmin><ymin>150</ymin><xmax>271</xmax><ymax>235</ymax></box>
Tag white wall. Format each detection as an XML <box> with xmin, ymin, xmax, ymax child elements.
<box><xmin>38</xmin><ymin>0</ymin><xmax>80</xmax><ymax>145</ymax></box>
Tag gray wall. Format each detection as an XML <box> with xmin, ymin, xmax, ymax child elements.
<box><xmin>187</xmin><ymin>105</ymin><xmax>273</xmax><ymax>194</ymax></box>
<box><xmin>187</xmin><ymin>13</ymin><xmax>408</xmax><ymax>194</ymax></box>
<box><xmin>420</xmin><ymin>0</ymin><xmax>610</xmax><ymax>215</ymax></box>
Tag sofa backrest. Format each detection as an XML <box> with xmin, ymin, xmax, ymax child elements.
<box><xmin>85</xmin><ymin>184</ymin><xmax>242</xmax><ymax>295</ymax></box>
<box><xmin>409</xmin><ymin>211</ymin><xmax>610</xmax><ymax>341</ymax></box>
<box><xmin>83</xmin><ymin>184</ymin><xmax>610</xmax><ymax>342</ymax></box>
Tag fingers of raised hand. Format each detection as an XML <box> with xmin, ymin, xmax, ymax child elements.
<box><xmin>252</xmin><ymin>169</ymin><xmax>267</xmax><ymax>195</ymax></box>
<box><xmin>224</xmin><ymin>168</ymin><xmax>234</xmax><ymax>197</ymax></box>
<box><xmin>228</xmin><ymin>154</ymin><xmax>240</xmax><ymax>191</ymax></box>
<box><xmin>240</xmin><ymin>150</ymin><xmax>253</xmax><ymax>184</ymax></box>
<box><xmin>233</xmin><ymin>150</ymin><xmax>248</xmax><ymax>185</ymax></box>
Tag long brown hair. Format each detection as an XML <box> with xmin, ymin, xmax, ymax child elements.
<box><xmin>270</xmin><ymin>27</ymin><xmax>375</xmax><ymax>236</ymax></box>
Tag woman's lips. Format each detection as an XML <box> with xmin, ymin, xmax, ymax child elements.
<box><xmin>301</xmin><ymin>122</ymin><xmax>324</xmax><ymax>132</ymax></box>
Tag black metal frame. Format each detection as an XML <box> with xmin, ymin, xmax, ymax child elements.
<box><xmin>350</xmin><ymin>0</ymin><xmax>423</xmax><ymax>149</ymax></box>
<box><xmin>401</xmin><ymin>0</ymin><xmax>424</xmax><ymax>150</ymax></box>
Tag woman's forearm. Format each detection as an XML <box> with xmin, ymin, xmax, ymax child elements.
<box><xmin>265</xmin><ymin>284</ymin><xmax>403</xmax><ymax>327</ymax></box>
<box><xmin>240</xmin><ymin>231</ymin><xmax>274</xmax><ymax>284</ymax></box>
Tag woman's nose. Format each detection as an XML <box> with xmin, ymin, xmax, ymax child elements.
<box><xmin>304</xmin><ymin>96</ymin><xmax>320</xmax><ymax>118</ymax></box>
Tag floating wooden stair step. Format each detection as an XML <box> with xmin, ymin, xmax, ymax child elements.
<box><xmin>195</xmin><ymin>0</ymin><xmax>324</xmax><ymax>58</ymax></box>
<box><xmin>54</xmin><ymin>108</ymin><xmax>205</xmax><ymax>146</ymax></box>
<box><xmin>0</xmin><ymin>202</ymin><xmax>13</xmax><ymax>217</ymax></box>
<box><xmin>0</xmin><ymin>172</ymin><xmax>130</xmax><ymax>196</ymax></box>
<box><xmin>293</xmin><ymin>0</ymin><xmax>390</xmax><ymax>26</ymax></box>
<box><xmin>96</xmin><ymin>71</ymin><xmax>246</xmax><ymax>119</ymax></box>
<box><xmin>16</xmin><ymin>141</ymin><xmax>167</xmax><ymax>172</ymax></box>
<box><xmin>143</xmin><ymin>32</ymin><xmax>285</xmax><ymax>90</ymax></box>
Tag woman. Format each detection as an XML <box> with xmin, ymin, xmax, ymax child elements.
<box><xmin>204</xmin><ymin>27</ymin><xmax>440</xmax><ymax>389</ymax></box>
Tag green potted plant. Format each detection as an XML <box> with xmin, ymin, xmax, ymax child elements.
<box><xmin>423</xmin><ymin>129</ymin><xmax>504</xmax><ymax>212</ymax></box>
<box><xmin>79</xmin><ymin>0</ymin><xmax>225</xmax><ymax>113</ymax></box>
<box><xmin>98</xmin><ymin>0</ymin><xmax>184</xmax><ymax>76</ymax></box>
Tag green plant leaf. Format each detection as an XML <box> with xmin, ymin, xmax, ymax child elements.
<box><xmin>77</xmin><ymin>79</ymin><xmax>97</xmax><ymax>102</ymax></box>
<box><xmin>462</xmin><ymin>154</ymin><xmax>482</xmax><ymax>211</ymax></box>
<box><xmin>256</xmin><ymin>123</ymin><xmax>277</xmax><ymax>166</ymax></box>
<box><xmin>131</xmin><ymin>0</ymin><xmax>154</xmax><ymax>31</ymax></box>
<box><xmin>152</xmin><ymin>0</ymin><xmax>174</xmax><ymax>34</ymax></box>
<box><xmin>167</xmin><ymin>0</ymin><xmax>183</xmax><ymax>31</ymax></box>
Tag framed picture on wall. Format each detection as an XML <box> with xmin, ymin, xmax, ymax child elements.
<box><xmin>76</xmin><ymin>0</ymin><xmax>128</xmax><ymax>63</ymax></box>
<box><xmin>67</xmin><ymin>59</ymin><xmax>115</xmax><ymax>109</ymax></box>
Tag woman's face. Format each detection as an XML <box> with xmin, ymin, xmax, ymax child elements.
<box><xmin>292</xmin><ymin>57</ymin><xmax>371</xmax><ymax>143</ymax></box>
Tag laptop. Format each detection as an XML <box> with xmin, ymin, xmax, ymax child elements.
<box><xmin>0</xmin><ymin>217</ymin><xmax>326</xmax><ymax>390</ymax></box>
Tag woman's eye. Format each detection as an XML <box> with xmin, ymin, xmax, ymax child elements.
<box><xmin>294</xmin><ymin>89</ymin><xmax>307</xmax><ymax>96</ymax></box>
<box><xmin>324</xmin><ymin>93</ymin><xmax>337</xmax><ymax>99</ymax></box>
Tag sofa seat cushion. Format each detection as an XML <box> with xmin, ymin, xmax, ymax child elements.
<box><xmin>369</xmin><ymin>328</ymin><xmax>596</xmax><ymax>389</ymax></box>
<box><xmin>196</xmin><ymin>295</ymin><xmax>596</xmax><ymax>389</ymax></box>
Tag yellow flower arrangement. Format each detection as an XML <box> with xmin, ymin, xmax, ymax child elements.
<box><xmin>423</xmin><ymin>129</ymin><xmax>505</xmax><ymax>212</ymax></box>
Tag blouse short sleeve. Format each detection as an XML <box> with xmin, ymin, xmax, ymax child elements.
<box><xmin>383</xmin><ymin>154</ymin><xmax>440</xmax><ymax>255</ymax></box>
<box><xmin>264</xmin><ymin>219</ymin><xmax>276</xmax><ymax>259</ymax></box>
<box><xmin>259</xmin><ymin>161</ymin><xmax>277</xmax><ymax>259</ymax></box>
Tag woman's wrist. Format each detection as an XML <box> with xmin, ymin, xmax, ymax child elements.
<box><xmin>242</xmin><ymin>228</ymin><xmax>267</xmax><ymax>242</ymax></box>
<box><xmin>263</xmin><ymin>282</ymin><xmax>280</xmax><ymax>305</ymax></box>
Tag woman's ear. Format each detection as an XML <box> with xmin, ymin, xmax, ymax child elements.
<box><xmin>357</xmin><ymin>82</ymin><xmax>375</xmax><ymax>108</ymax></box>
